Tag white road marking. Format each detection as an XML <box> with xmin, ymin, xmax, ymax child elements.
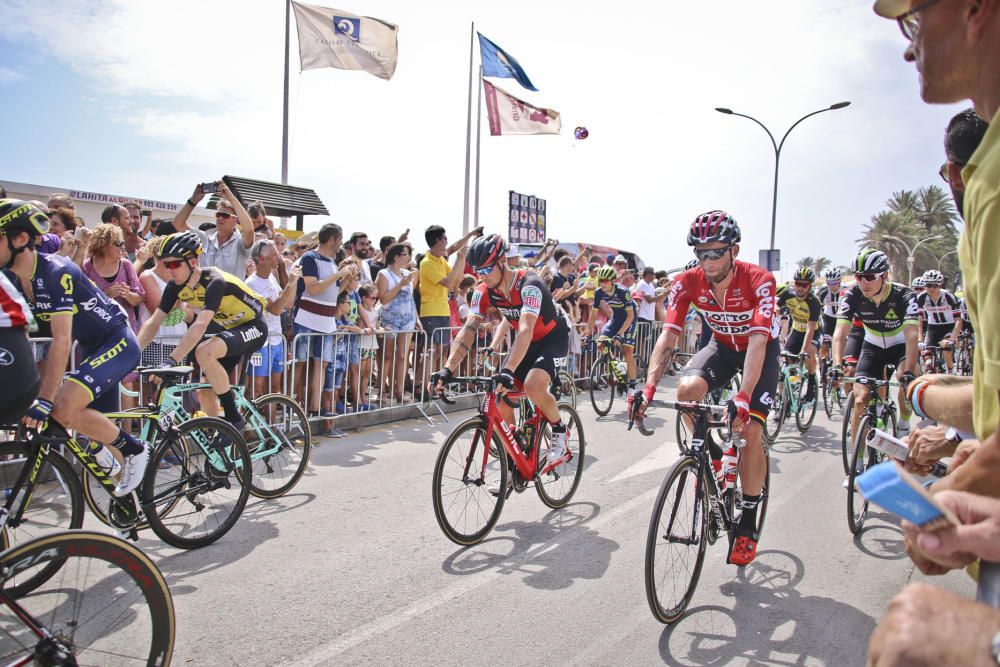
<box><xmin>606</xmin><ymin>441</ymin><xmax>680</xmax><ymax>484</ymax></box>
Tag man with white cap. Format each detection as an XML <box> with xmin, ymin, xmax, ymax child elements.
<box><xmin>867</xmin><ymin>1</ymin><xmax>1000</xmax><ymax>665</ymax></box>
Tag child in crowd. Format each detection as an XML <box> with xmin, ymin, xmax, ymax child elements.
<box><xmin>338</xmin><ymin>264</ymin><xmax>364</xmax><ymax>412</ymax></box>
<box><xmin>357</xmin><ymin>284</ymin><xmax>380</xmax><ymax>409</ymax></box>
<box><xmin>321</xmin><ymin>291</ymin><xmax>353</xmax><ymax>438</ymax></box>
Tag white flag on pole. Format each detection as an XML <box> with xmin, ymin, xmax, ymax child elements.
<box><xmin>482</xmin><ymin>80</ymin><xmax>561</xmax><ymax>136</ymax></box>
<box><xmin>291</xmin><ymin>1</ymin><xmax>398</xmax><ymax>80</ymax></box>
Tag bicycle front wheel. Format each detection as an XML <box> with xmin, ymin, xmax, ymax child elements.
<box><xmin>243</xmin><ymin>393</ymin><xmax>312</xmax><ymax>499</ymax></box>
<box><xmin>432</xmin><ymin>417</ymin><xmax>509</xmax><ymax>545</ymax></box>
<box><xmin>588</xmin><ymin>356</ymin><xmax>614</xmax><ymax>416</ymax></box>
<box><xmin>764</xmin><ymin>383</ymin><xmax>787</xmax><ymax>443</ymax></box>
<box><xmin>847</xmin><ymin>414</ymin><xmax>875</xmax><ymax>534</ymax></box>
<box><xmin>536</xmin><ymin>403</ymin><xmax>585</xmax><ymax>508</ymax></box>
<box><xmin>795</xmin><ymin>378</ymin><xmax>817</xmax><ymax>432</ymax></box>
<box><xmin>0</xmin><ymin>441</ymin><xmax>84</xmax><ymax>597</ymax></box>
<box><xmin>645</xmin><ymin>455</ymin><xmax>708</xmax><ymax>624</ymax></box>
<box><xmin>142</xmin><ymin>416</ymin><xmax>252</xmax><ymax>549</ymax></box>
<box><xmin>0</xmin><ymin>530</ymin><xmax>174</xmax><ymax>666</ymax></box>
<box><xmin>840</xmin><ymin>393</ymin><xmax>855</xmax><ymax>475</ymax></box>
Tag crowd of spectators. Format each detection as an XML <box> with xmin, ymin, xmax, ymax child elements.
<box><xmin>9</xmin><ymin>179</ymin><xmax>690</xmax><ymax>440</ymax></box>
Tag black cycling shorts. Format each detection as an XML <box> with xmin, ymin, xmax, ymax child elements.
<box><xmin>784</xmin><ymin>328</ymin><xmax>820</xmax><ymax>355</ymax></box>
<box><xmin>821</xmin><ymin>314</ymin><xmax>838</xmax><ymax>342</ymax></box>
<box><xmin>856</xmin><ymin>342</ymin><xmax>906</xmax><ymax>382</ymax></box>
<box><xmin>681</xmin><ymin>337</ymin><xmax>781</xmax><ymax>426</ymax></box>
<box><xmin>0</xmin><ymin>328</ymin><xmax>40</xmax><ymax>425</ymax></box>
<box><xmin>924</xmin><ymin>323</ymin><xmax>953</xmax><ymax>349</ymax></box>
<box><xmin>511</xmin><ymin>330</ymin><xmax>569</xmax><ymax>387</ymax></box>
<box><xmin>844</xmin><ymin>326</ymin><xmax>864</xmax><ymax>364</ymax></box>
<box><xmin>206</xmin><ymin>319</ymin><xmax>268</xmax><ymax>374</ymax></box>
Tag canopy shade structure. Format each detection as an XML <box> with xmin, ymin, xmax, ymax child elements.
<box><xmin>207</xmin><ymin>175</ymin><xmax>329</xmax><ymax>231</ymax></box>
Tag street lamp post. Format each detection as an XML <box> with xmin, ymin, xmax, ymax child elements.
<box><xmin>879</xmin><ymin>234</ymin><xmax>943</xmax><ymax>284</ymax></box>
<box><xmin>715</xmin><ymin>102</ymin><xmax>851</xmax><ymax>271</ymax></box>
<box><xmin>937</xmin><ymin>249</ymin><xmax>959</xmax><ymax>271</ymax></box>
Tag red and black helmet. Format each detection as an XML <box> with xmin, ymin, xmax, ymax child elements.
<box><xmin>467</xmin><ymin>233</ymin><xmax>507</xmax><ymax>271</ymax></box>
<box><xmin>686</xmin><ymin>210</ymin><xmax>741</xmax><ymax>247</ymax></box>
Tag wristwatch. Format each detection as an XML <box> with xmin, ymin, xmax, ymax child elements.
<box><xmin>944</xmin><ymin>426</ymin><xmax>964</xmax><ymax>448</ymax></box>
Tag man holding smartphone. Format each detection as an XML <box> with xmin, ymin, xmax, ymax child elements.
<box><xmin>172</xmin><ymin>181</ymin><xmax>255</xmax><ymax>279</ymax></box>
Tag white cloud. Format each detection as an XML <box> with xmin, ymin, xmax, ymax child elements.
<box><xmin>1</xmin><ymin>0</ymin><xmax>967</xmax><ymax>272</ymax></box>
<box><xmin>0</xmin><ymin>66</ymin><xmax>24</xmax><ymax>83</ymax></box>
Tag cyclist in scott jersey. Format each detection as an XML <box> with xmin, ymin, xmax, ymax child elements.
<box><xmin>916</xmin><ymin>269</ymin><xmax>962</xmax><ymax>373</ymax></box>
<box><xmin>635</xmin><ymin>211</ymin><xmax>779</xmax><ymax>566</ymax></box>
<box><xmin>432</xmin><ymin>234</ymin><xmax>572</xmax><ymax>464</ymax></box>
<box><xmin>777</xmin><ymin>267</ymin><xmax>822</xmax><ymax>402</ymax></box>
<box><xmin>832</xmin><ymin>249</ymin><xmax>919</xmax><ymax>446</ymax></box>
<box><xmin>137</xmin><ymin>232</ymin><xmax>268</xmax><ymax>430</ymax></box>
<box><xmin>0</xmin><ymin>200</ymin><xmax>151</xmax><ymax>496</ymax></box>
<box><xmin>587</xmin><ymin>266</ymin><xmax>638</xmax><ymax>393</ymax></box>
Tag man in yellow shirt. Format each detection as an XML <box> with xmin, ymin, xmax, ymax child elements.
<box><xmin>419</xmin><ymin>225</ymin><xmax>481</xmax><ymax>372</ymax></box>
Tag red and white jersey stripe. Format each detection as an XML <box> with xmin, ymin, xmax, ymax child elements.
<box><xmin>0</xmin><ymin>271</ymin><xmax>33</xmax><ymax>329</ymax></box>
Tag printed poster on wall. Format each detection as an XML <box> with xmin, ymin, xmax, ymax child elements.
<box><xmin>508</xmin><ymin>190</ymin><xmax>546</xmax><ymax>245</ymax></box>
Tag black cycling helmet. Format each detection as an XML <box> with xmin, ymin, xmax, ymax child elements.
<box><xmin>793</xmin><ymin>267</ymin><xmax>816</xmax><ymax>283</ymax></box>
<box><xmin>853</xmin><ymin>248</ymin><xmax>890</xmax><ymax>274</ymax></box>
<box><xmin>687</xmin><ymin>210</ymin><xmax>741</xmax><ymax>246</ymax></box>
<box><xmin>0</xmin><ymin>199</ymin><xmax>50</xmax><ymax>239</ymax></box>
<box><xmin>155</xmin><ymin>231</ymin><xmax>202</xmax><ymax>260</ymax></box>
<box><xmin>467</xmin><ymin>234</ymin><xmax>507</xmax><ymax>270</ymax></box>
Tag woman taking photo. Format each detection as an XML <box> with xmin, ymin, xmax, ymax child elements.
<box><xmin>375</xmin><ymin>243</ymin><xmax>420</xmax><ymax>403</ymax></box>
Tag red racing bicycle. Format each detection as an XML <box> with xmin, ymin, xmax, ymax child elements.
<box><xmin>432</xmin><ymin>377</ymin><xmax>585</xmax><ymax>545</ymax></box>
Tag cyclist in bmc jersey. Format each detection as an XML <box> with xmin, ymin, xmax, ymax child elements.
<box><xmin>587</xmin><ymin>266</ymin><xmax>638</xmax><ymax>393</ymax></box>
<box><xmin>916</xmin><ymin>269</ymin><xmax>962</xmax><ymax>373</ymax></box>
<box><xmin>0</xmin><ymin>200</ymin><xmax>151</xmax><ymax>495</ymax></box>
<box><xmin>432</xmin><ymin>234</ymin><xmax>572</xmax><ymax>464</ymax></box>
<box><xmin>137</xmin><ymin>232</ymin><xmax>267</xmax><ymax>429</ymax></box>
<box><xmin>635</xmin><ymin>211</ymin><xmax>779</xmax><ymax>566</ymax></box>
<box><xmin>832</xmin><ymin>248</ymin><xmax>919</xmax><ymax>449</ymax></box>
<box><xmin>777</xmin><ymin>267</ymin><xmax>822</xmax><ymax>402</ymax></box>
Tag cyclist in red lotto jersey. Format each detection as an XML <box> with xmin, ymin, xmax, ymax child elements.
<box><xmin>633</xmin><ymin>210</ymin><xmax>780</xmax><ymax>565</ymax></box>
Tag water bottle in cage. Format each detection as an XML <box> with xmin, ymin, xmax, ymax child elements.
<box><xmin>712</xmin><ymin>457</ymin><xmax>727</xmax><ymax>492</ymax></box>
<box><xmin>614</xmin><ymin>360</ymin><xmax>627</xmax><ymax>376</ymax></box>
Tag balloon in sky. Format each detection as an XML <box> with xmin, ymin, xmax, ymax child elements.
<box><xmin>574</xmin><ymin>126</ymin><xmax>589</xmax><ymax>140</ymax></box>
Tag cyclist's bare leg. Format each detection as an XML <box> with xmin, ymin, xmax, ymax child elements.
<box><xmin>50</xmin><ymin>381</ymin><xmax>122</xmax><ymax>444</ymax></box>
<box><xmin>624</xmin><ymin>345</ymin><xmax>637</xmax><ymax>382</ymax></box>
<box><xmin>524</xmin><ymin>368</ymin><xmax>559</xmax><ymax>423</ymax></box>
<box><xmin>736</xmin><ymin>421</ymin><xmax>766</xmax><ymax>496</ymax></box>
<box><xmin>851</xmin><ymin>384</ymin><xmax>871</xmax><ymax>454</ymax></box>
<box><xmin>676</xmin><ymin>374</ymin><xmax>709</xmax><ymax>434</ymax></box>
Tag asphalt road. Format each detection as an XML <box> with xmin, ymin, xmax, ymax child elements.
<box><xmin>95</xmin><ymin>376</ymin><xmax>974</xmax><ymax>666</ymax></box>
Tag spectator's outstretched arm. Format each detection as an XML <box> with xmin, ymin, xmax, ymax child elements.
<box><xmin>441</xmin><ymin>246</ymin><xmax>469</xmax><ymax>291</ymax></box>
<box><xmin>909</xmin><ymin>490</ymin><xmax>1000</xmax><ymax>564</ymax></box>
<box><xmin>272</xmin><ymin>265</ymin><xmax>302</xmax><ymax>313</ymax></box>
<box><xmin>446</xmin><ymin>227</ymin><xmax>483</xmax><ymax>256</ymax></box>
<box><xmin>931</xmin><ymin>389</ymin><xmax>1000</xmax><ymax>499</ymax></box>
<box><xmin>172</xmin><ymin>184</ymin><xmax>205</xmax><ymax>232</ymax></box>
<box><xmin>219</xmin><ymin>182</ymin><xmax>254</xmax><ymax>249</ymax></box>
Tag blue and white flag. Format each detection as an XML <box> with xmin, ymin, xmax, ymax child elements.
<box><xmin>478</xmin><ymin>33</ymin><xmax>538</xmax><ymax>92</ymax></box>
<box><xmin>291</xmin><ymin>1</ymin><xmax>398</xmax><ymax>80</ymax></box>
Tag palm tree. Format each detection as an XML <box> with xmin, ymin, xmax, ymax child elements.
<box><xmin>813</xmin><ymin>257</ymin><xmax>832</xmax><ymax>276</ymax></box>
<box><xmin>915</xmin><ymin>185</ymin><xmax>958</xmax><ymax>232</ymax></box>
<box><xmin>857</xmin><ymin>210</ymin><xmax>920</xmax><ymax>280</ymax></box>
<box><xmin>796</xmin><ymin>256</ymin><xmax>815</xmax><ymax>270</ymax></box>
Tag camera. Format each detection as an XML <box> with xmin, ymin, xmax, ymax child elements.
<box><xmin>200</xmin><ymin>182</ymin><xmax>218</xmax><ymax>194</ymax></box>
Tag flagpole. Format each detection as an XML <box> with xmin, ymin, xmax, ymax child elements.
<box><xmin>474</xmin><ymin>65</ymin><xmax>482</xmax><ymax>229</ymax></box>
<box><xmin>281</xmin><ymin>0</ymin><xmax>291</xmax><ymax>185</ymax></box>
<box><xmin>462</xmin><ymin>21</ymin><xmax>475</xmax><ymax>236</ymax></box>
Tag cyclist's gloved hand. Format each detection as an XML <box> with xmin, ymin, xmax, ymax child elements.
<box><xmin>431</xmin><ymin>368</ymin><xmax>453</xmax><ymax>390</ymax></box>
<box><xmin>831</xmin><ymin>364</ymin><xmax>844</xmax><ymax>379</ymax></box>
<box><xmin>642</xmin><ymin>383</ymin><xmax>656</xmax><ymax>403</ymax></box>
<box><xmin>24</xmin><ymin>398</ymin><xmax>53</xmax><ymax>429</ymax></box>
<box><xmin>729</xmin><ymin>391</ymin><xmax>751</xmax><ymax>428</ymax></box>
<box><xmin>492</xmin><ymin>369</ymin><xmax>516</xmax><ymax>393</ymax></box>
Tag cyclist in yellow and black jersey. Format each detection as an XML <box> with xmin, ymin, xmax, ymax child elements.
<box><xmin>776</xmin><ymin>267</ymin><xmax>822</xmax><ymax>401</ymax></box>
<box><xmin>137</xmin><ymin>232</ymin><xmax>269</xmax><ymax>429</ymax></box>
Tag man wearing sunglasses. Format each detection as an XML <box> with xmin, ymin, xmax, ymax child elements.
<box><xmin>832</xmin><ymin>249</ymin><xmax>919</xmax><ymax>450</ymax></box>
<box><xmin>636</xmin><ymin>210</ymin><xmax>780</xmax><ymax>566</ymax></box>
<box><xmin>137</xmin><ymin>232</ymin><xmax>267</xmax><ymax>432</ymax></box>
<box><xmin>777</xmin><ymin>268</ymin><xmax>823</xmax><ymax>404</ymax></box>
<box><xmin>172</xmin><ymin>181</ymin><xmax>255</xmax><ymax>280</ymax></box>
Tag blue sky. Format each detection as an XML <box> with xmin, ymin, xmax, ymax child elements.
<box><xmin>0</xmin><ymin>0</ymin><xmax>966</xmax><ymax>274</ymax></box>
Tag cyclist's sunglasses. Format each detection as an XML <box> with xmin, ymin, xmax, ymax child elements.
<box><xmin>474</xmin><ymin>265</ymin><xmax>495</xmax><ymax>276</ymax></box>
<box><xmin>794</xmin><ymin>280</ymin><xmax>812</xmax><ymax>288</ymax></box>
<box><xmin>694</xmin><ymin>246</ymin><xmax>731</xmax><ymax>262</ymax></box>
<box><xmin>854</xmin><ymin>272</ymin><xmax>883</xmax><ymax>283</ymax></box>
<box><xmin>925</xmin><ymin>282</ymin><xmax>942</xmax><ymax>288</ymax></box>
<box><xmin>162</xmin><ymin>259</ymin><xmax>187</xmax><ymax>269</ymax></box>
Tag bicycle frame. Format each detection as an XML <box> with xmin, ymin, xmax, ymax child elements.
<box><xmin>596</xmin><ymin>337</ymin><xmax>628</xmax><ymax>387</ymax></box>
<box><xmin>481</xmin><ymin>390</ymin><xmax>562</xmax><ymax>480</ymax></box>
<box><xmin>667</xmin><ymin>402</ymin><xmax>734</xmax><ymax>538</ymax></box>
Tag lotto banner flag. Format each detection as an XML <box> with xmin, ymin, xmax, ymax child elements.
<box><xmin>291</xmin><ymin>1</ymin><xmax>398</xmax><ymax>80</ymax></box>
<box><xmin>477</xmin><ymin>33</ymin><xmax>538</xmax><ymax>92</ymax></box>
<box><xmin>482</xmin><ymin>80</ymin><xmax>561</xmax><ymax>136</ymax></box>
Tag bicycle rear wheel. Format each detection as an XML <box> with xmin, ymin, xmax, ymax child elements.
<box><xmin>645</xmin><ymin>455</ymin><xmax>708</xmax><ymax>624</ymax></box>
<box><xmin>795</xmin><ymin>377</ymin><xmax>817</xmax><ymax>432</ymax></box>
<box><xmin>142</xmin><ymin>417</ymin><xmax>252</xmax><ymax>549</ymax></box>
<box><xmin>536</xmin><ymin>403</ymin><xmax>585</xmax><ymax>508</ymax></box>
<box><xmin>242</xmin><ymin>393</ymin><xmax>312</xmax><ymax>499</ymax></box>
<box><xmin>764</xmin><ymin>382</ymin><xmax>787</xmax><ymax>443</ymax></box>
<box><xmin>847</xmin><ymin>414</ymin><xmax>875</xmax><ymax>534</ymax></box>
<box><xmin>431</xmin><ymin>417</ymin><xmax>508</xmax><ymax>545</ymax></box>
<box><xmin>0</xmin><ymin>441</ymin><xmax>84</xmax><ymax>597</ymax></box>
<box><xmin>554</xmin><ymin>370</ymin><xmax>577</xmax><ymax>408</ymax></box>
<box><xmin>588</xmin><ymin>357</ymin><xmax>614</xmax><ymax>416</ymax></box>
<box><xmin>0</xmin><ymin>530</ymin><xmax>174</xmax><ymax>666</ymax></box>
